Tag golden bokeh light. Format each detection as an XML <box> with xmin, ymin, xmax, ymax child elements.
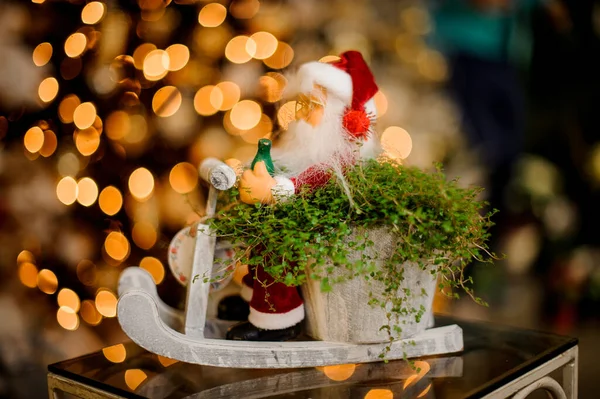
<box><xmin>123</xmin><ymin>114</ymin><xmax>147</xmax><ymax>144</ymax></box>
<box><xmin>209</xmin><ymin>86</ymin><xmax>224</xmax><ymax>110</ymax></box>
<box><xmin>75</xmin><ymin>127</ymin><xmax>101</xmax><ymax>156</ymax></box>
<box><xmin>373</xmin><ymin>90</ymin><xmax>388</xmax><ymax>117</ymax></box>
<box><xmin>104</xmin><ymin>231</ymin><xmax>130</xmax><ymax>262</ymax></box>
<box><xmin>99</xmin><ymin>186</ymin><xmax>123</xmax><ymax>216</ymax></box>
<box><xmin>124</xmin><ymin>369</ymin><xmax>148</xmax><ymax>391</ymax></box>
<box><xmin>240</xmin><ymin>114</ymin><xmax>272</xmax><ymax>143</ymax></box>
<box><xmin>77</xmin><ymin>177</ymin><xmax>99</xmax><ymax>207</ymax></box>
<box><xmin>95</xmin><ymin>290</ymin><xmax>118</xmax><ymax>317</ymax></box>
<box><xmin>80</xmin><ymin>299</ymin><xmax>102</xmax><ymax>325</ymax></box>
<box><xmin>319</xmin><ymin>55</ymin><xmax>341</xmax><ymax>63</ymax></box>
<box><xmin>215</xmin><ymin>81</ymin><xmax>240</xmax><ymax>111</ymax></box>
<box><xmin>323</xmin><ymin>364</ymin><xmax>356</xmax><ymax>381</ymax></box>
<box><xmin>37</xmin><ymin>269</ymin><xmax>58</xmax><ymax>294</ymax></box>
<box><xmin>259</xmin><ymin>72</ymin><xmax>287</xmax><ymax>102</ymax></box>
<box><xmin>230</xmin><ymin>100</ymin><xmax>261</xmax><ymax>130</ymax></box>
<box><xmin>157</xmin><ymin>355</ymin><xmax>178</xmax><ymax>367</ymax></box>
<box><xmin>18</xmin><ymin>262</ymin><xmax>38</xmax><ymax>288</ymax></box>
<box><xmin>105</xmin><ymin>110</ymin><xmax>130</xmax><ymax>140</ymax></box>
<box><xmin>364</xmin><ymin>389</ymin><xmax>393</xmax><ymax>399</ymax></box>
<box><xmin>263</xmin><ymin>42</ymin><xmax>294</xmax><ymax>69</ymax></box>
<box><xmin>128</xmin><ymin>167</ymin><xmax>154</xmax><ymax>200</ymax></box>
<box><xmin>76</xmin><ymin>260</ymin><xmax>97</xmax><ymax>286</ymax></box>
<box><xmin>103</xmin><ymin>344</ymin><xmax>126</xmax><ymax>363</ymax></box>
<box><xmin>81</xmin><ymin>1</ymin><xmax>106</xmax><ymax>25</ymax></box>
<box><xmin>57</xmin><ymin>306</ymin><xmax>80</xmax><ymax>331</ymax></box>
<box><xmin>225</xmin><ymin>35</ymin><xmax>256</xmax><ymax>64</ymax></box>
<box><xmin>418</xmin><ymin>384</ymin><xmax>432</xmax><ymax>398</ymax></box>
<box><xmin>33</xmin><ymin>42</ymin><xmax>53</xmax><ymax>67</ymax></box>
<box><xmin>417</xmin><ymin>50</ymin><xmax>448</xmax><ymax>82</ymax></box>
<box><xmin>57</xmin><ymin>288</ymin><xmax>81</xmax><ymax>312</ymax></box>
<box><xmin>143</xmin><ymin>49</ymin><xmax>170</xmax><ymax>81</ymax></box>
<box><xmin>198</xmin><ymin>3</ymin><xmax>227</xmax><ymax>27</ymax></box>
<box><xmin>140</xmin><ymin>257</ymin><xmax>165</xmax><ymax>284</ymax></box>
<box><xmin>133</xmin><ymin>43</ymin><xmax>157</xmax><ymax>70</ymax></box>
<box><xmin>24</xmin><ymin>126</ymin><xmax>44</xmax><ymax>153</ymax></box>
<box><xmin>250</xmin><ymin>31</ymin><xmax>278</xmax><ymax>60</ymax></box>
<box><xmin>165</xmin><ymin>44</ymin><xmax>189</xmax><ymax>71</ymax></box>
<box><xmin>230</xmin><ymin>0</ymin><xmax>260</xmax><ymax>19</ymax></box>
<box><xmin>194</xmin><ymin>85</ymin><xmax>220</xmax><ymax>116</ymax></box>
<box><xmin>73</xmin><ymin>102</ymin><xmax>97</xmax><ymax>129</ymax></box>
<box><xmin>39</xmin><ymin>130</ymin><xmax>58</xmax><ymax>157</ymax></box>
<box><xmin>169</xmin><ymin>162</ymin><xmax>198</xmax><ymax>194</ymax></box>
<box><xmin>132</xmin><ymin>221</ymin><xmax>157</xmax><ymax>250</ymax></box>
<box><xmin>152</xmin><ymin>86</ymin><xmax>182</xmax><ymax>117</ymax></box>
<box><xmin>17</xmin><ymin>250</ymin><xmax>35</xmax><ymax>264</ymax></box>
<box><xmin>381</xmin><ymin>126</ymin><xmax>412</xmax><ymax>159</ymax></box>
<box><xmin>64</xmin><ymin>33</ymin><xmax>87</xmax><ymax>58</ymax></box>
<box><xmin>58</xmin><ymin>94</ymin><xmax>81</xmax><ymax>123</ymax></box>
<box><xmin>56</xmin><ymin>176</ymin><xmax>79</xmax><ymax>205</ymax></box>
<box><xmin>277</xmin><ymin>101</ymin><xmax>297</xmax><ymax>130</ymax></box>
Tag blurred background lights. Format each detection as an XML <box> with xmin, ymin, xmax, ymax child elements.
<box><xmin>17</xmin><ymin>250</ymin><xmax>35</xmax><ymax>264</ymax></box>
<box><xmin>40</xmin><ymin>130</ymin><xmax>58</xmax><ymax>157</ymax></box>
<box><xmin>80</xmin><ymin>299</ymin><xmax>102</xmax><ymax>326</ymax></box>
<box><xmin>132</xmin><ymin>221</ymin><xmax>157</xmax><ymax>250</ymax></box>
<box><xmin>57</xmin><ymin>176</ymin><xmax>79</xmax><ymax>205</ymax></box>
<box><xmin>58</xmin><ymin>153</ymin><xmax>81</xmax><ymax>177</ymax></box>
<box><xmin>64</xmin><ymin>32</ymin><xmax>87</xmax><ymax>58</ymax></box>
<box><xmin>81</xmin><ymin>1</ymin><xmax>106</xmax><ymax>25</ymax></box>
<box><xmin>58</xmin><ymin>94</ymin><xmax>81</xmax><ymax>123</ymax></box>
<box><xmin>76</xmin><ymin>177</ymin><xmax>99</xmax><ymax>207</ymax></box>
<box><xmin>259</xmin><ymin>72</ymin><xmax>286</xmax><ymax>103</ymax></box>
<box><xmin>57</xmin><ymin>288</ymin><xmax>81</xmax><ymax>312</ymax></box>
<box><xmin>99</xmin><ymin>186</ymin><xmax>123</xmax><ymax>216</ymax></box>
<box><xmin>215</xmin><ymin>81</ymin><xmax>240</xmax><ymax>110</ymax></box>
<box><xmin>225</xmin><ymin>36</ymin><xmax>256</xmax><ymax>64</ymax></box>
<box><xmin>373</xmin><ymin>91</ymin><xmax>388</xmax><ymax>117</ymax></box>
<box><xmin>105</xmin><ymin>111</ymin><xmax>130</xmax><ymax>140</ymax></box>
<box><xmin>169</xmin><ymin>162</ymin><xmax>198</xmax><ymax>194</ymax></box>
<box><xmin>277</xmin><ymin>101</ymin><xmax>296</xmax><ymax>130</ymax></box>
<box><xmin>230</xmin><ymin>100</ymin><xmax>261</xmax><ymax>130</ymax></box>
<box><xmin>73</xmin><ymin>102</ymin><xmax>97</xmax><ymax>129</ymax></box>
<box><xmin>323</xmin><ymin>364</ymin><xmax>356</xmax><ymax>381</ymax></box>
<box><xmin>143</xmin><ymin>49</ymin><xmax>170</xmax><ymax>81</ymax></box>
<box><xmin>165</xmin><ymin>44</ymin><xmax>189</xmax><ymax>71</ymax></box>
<box><xmin>24</xmin><ymin>126</ymin><xmax>44</xmax><ymax>153</ymax></box>
<box><xmin>32</xmin><ymin>42</ymin><xmax>53</xmax><ymax>67</ymax></box>
<box><xmin>75</xmin><ymin>127</ymin><xmax>101</xmax><ymax>156</ymax></box>
<box><xmin>18</xmin><ymin>262</ymin><xmax>38</xmax><ymax>288</ymax></box>
<box><xmin>56</xmin><ymin>306</ymin><xmax>80</xmax><ymax>331</ymax></box>
<box><xmin>263</xmin><ymin>41</ymin><xmax>294</xmax><ymax>69</ymax></box>
<box><xmin>76</xmin><ymin>260</ymin><xmax>97</xmax><ymax>286</ymax></box>
<box><xmin>102</xmin><ymin>344</ymin><xmax>126</xmax><ymax>363</ymax></box>
<box><xmin>198</xmin><ymin>3</ymin><xmax>227</xmax><ymax>27</ymax></box>
<box><xmin>319</xmin><ymin>55</ymin><xmax>341</xmax><ymax>63</ymax></box>
<box><xmin>133</xmin><ymin>43</ymin><xmax>157</xmax><ymax>69</ymax></box>
<box><xmin>95</xmin><ymin>290</ymin><xmax>118</xmax><ymax>317</ymax></box>
<box><xmin>128</xmin><ymin>167</ymin><xmax>154</xmax><ymax>200</ymax></box>
<box><xmin>364</xmin><ymin>389</ymin><xmax>394</xmax><ymax>399</ymax></box>
<box><xmin>229</xmin><ymin>0</ymin><xmax>260</xmax><ymax>19</ymax></box>
<box><xmin>250</xmin><ymin>31</ymin><xmax>278</xmax><ymax>60</ymax></box>
<box><xmin>104</xmin><ymin>232</ymin><xmax>130</xmax><ymax>262</ymax></box>
<box><xmin>37</xmin><ymin>269</ymin><xmax>58</xmax><ymax>294</ymax></box>
<box><xmin>124</xmin><ymin>369</ymin><xmax>148</xmax><ymax>390</ymax></box>
<box><xmin>381</xmin><ymin>126</ymin><xmax>413</xmax><ymax>159</ymax></box>
<box><xmin>194</xmin><ymin>85</ymin><xmax>220</xmax><ymax>116</ymax></box>
<box><xmin>152</xmin><ymin>86</ymin><xmax>182</xmax><ymax>117</ymax></box>
<box><xmin>140</xmin><ymin>257</ymin><xmax>165</xmax><ymax>284</ymax></box>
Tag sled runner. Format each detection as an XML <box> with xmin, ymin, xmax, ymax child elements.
<box><xmin>117</xmin><ymin>158</ymin><xmax>464</xmax><ymax>369</ymax></box>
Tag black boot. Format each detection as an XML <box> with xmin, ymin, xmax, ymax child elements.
<box><xmin>217</xmin><ymin>295</ymin><xmax>250</xmax><ymax>321</ymax></box>
<box><xmin>226</xmin><ymin>321</ymin><xmax>302</xmax><ymax>341</ymax></box>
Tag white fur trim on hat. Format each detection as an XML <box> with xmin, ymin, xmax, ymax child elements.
<box><xmin>296</xmin><ymin>62</ymin><xmax>353</xmax><ymax>105</ymax></box>
<box><xmin>271</xmin><ymin>175</ymin><xmax>295</xmax><ymax>202</ymax></box>
<box><xmin>248</xmin><ymin>303</ymin><xmax>305</xmax><ymax>330</ymax></box>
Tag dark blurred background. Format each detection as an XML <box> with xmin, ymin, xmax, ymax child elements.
<box><xmin>0</xmin><ymin>0</ymin><xmax>599</xmax><ymax>397</ymax></box>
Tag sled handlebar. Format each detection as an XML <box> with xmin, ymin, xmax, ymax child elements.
<box><xmin>199</xmin><ymin>158</ymin><xmax>236</xmax><ymax>191</ymax></box>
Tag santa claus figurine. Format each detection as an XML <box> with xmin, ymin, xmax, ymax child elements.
<box><xmin>226</xmin><ymin>50</ymin><xmax>380</xmax><ymax>341</ymax></box>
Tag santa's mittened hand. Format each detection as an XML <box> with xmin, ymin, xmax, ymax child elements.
<box><xmin>271</xmin><ymin>176</ymin><xmax>295</xmax><ymax>202</ymax></box>
<box><xmin>239</xmin><ymin>161</ymin><xmax>277</xmax><ymax>205</ymax></box>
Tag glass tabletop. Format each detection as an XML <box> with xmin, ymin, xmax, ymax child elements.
<box><xmin>48</xmin><ymin>316</ymin><xmax>577</xmax><ymax>399</ymax></box>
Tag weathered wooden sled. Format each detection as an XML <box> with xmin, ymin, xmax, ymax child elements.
<box><xmin>117</xmin><ymin>158</ymin><xmax>464</xmax><ymax>368</ymax></box>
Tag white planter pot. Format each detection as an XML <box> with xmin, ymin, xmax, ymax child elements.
<box><xmin>302</xmin><ymin>227</ymin><xmax>437</xmax><ymax>344</ymax></box>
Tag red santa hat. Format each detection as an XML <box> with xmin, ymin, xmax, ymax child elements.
<box><xmin>295</xmin><ymin>50</ymin><xmax>379</xmax><ymax>140</ymax></box>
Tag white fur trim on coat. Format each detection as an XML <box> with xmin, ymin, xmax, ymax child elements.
<box><xmin>248</xmin><ymin>303</ymin><xmax>305</xmax><ymax>330</ymax></box>
<box><xmin>296</xmin><ymin>62</ymin><xmax>353</xmax><ymax>105</ymax></box>
<box><xmin>271</xmin><ymin>175</ymin><xmax>295</xmax><ymax>202</ymax></box>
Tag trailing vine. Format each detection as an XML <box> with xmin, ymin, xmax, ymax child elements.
<box><xmin>209</xmin><ymin>159</ymin><xmax>496</xmax><ymax>343</ymax></box>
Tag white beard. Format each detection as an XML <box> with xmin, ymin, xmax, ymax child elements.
<box><xmin>272</xmin><ymin>96</ymin><xmax>362</xmax><ymax>178</ymax></box>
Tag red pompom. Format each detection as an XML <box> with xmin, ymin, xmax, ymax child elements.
<box><xmin>342</xmin><ymin>109</ymin><xmax>371</xmax><ymax>140</ymax></box>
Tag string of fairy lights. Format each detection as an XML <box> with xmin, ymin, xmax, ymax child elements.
<box><xmin>13</xmin><ymin>0</ymin><xmax>429</xmax><ymax>336</ymax></box>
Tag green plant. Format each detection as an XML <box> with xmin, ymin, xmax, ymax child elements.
<box><xmin>209</xmin><ymin>159</ymin><xmax>496</xmax><ymax>340</ymax></box>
